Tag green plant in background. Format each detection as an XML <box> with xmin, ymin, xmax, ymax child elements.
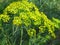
<box><xmin>0</xmin><ymin>0</ymin><xmax>58</xmax><ymax>45</ymax></box>
<box><xmin>0</xmin><ymin>0</ymin><xmax>17</xmax><ymax>13</ymax></box>
<box><xmin>29</xmin><ymin>0</ymin><xmax>60</xmax><ymax>19</ymax></box>
<box><xmin>29</xmin><ymin>0</ymin><xmax>60</xmax><ymax>45</ymax></box>
<box><xmin>0</xmin><ymin>14</ymin><xmax>10</xmax><ymax>22</ymax></box>
<box><xmin>52</xmin><ymin>18</ymin><xmax>60</xmax><ymax>29</ymax></box>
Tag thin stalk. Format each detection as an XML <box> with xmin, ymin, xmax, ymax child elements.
<box><xmin>6</xmin><ymin>34</ymin><xmax>11</xmax><ymax>45</ymax></box>
<box><xmin>34</xmin><ymin>37</ymin><xmax>36</xmax><ymax>45</ymax></box>
<box><xmin>2</xmin><ymin>28</ymin><xmax>11</xmax><ymax>45</ymax></box>
<box><xmin>12</xmin><ymin>25</ymin><xmax>14</xmax><ymax>35</ymax></box>
<box><xmin>29</xmin><ymin>37</ymin><xmax>32</xmax><ymax>45</ymax></box>
<box><xmin>29</xmin><ymin>36</ymin><xmax>36</xmax><ymax>45</ymax></box>
<box><xmin>13</xmin><ymin>25</ymin><xmax>18</xmax><ymax>35</ymax></box>
<box><xmin>29</xmin><ymin>39</ymin><xmax>31</xmax><ymax>45</ymax></box>
<box><xmin>12</xmin><ymin>25</ymin><xmax>18</xmax><ymax>45</ymax></box>
<box><xmin>20</xmin><ymin>26</ymin><xmax>23</xmax><ymax>45</ymax></box>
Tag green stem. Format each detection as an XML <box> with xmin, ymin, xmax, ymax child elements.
<box><xmin>12</xmin><ymin>25</ymin><xmax>18</xmax><ymax>45</ymax></box>
<box><xmin>6</xmin><ymin>34</ymin><xmax>11</xmax><ymax>45</ymax></box>
<box><xmin>13</xmin><ymin>25</ymin><xmax>18</xmax><ymax>35</ymax></box>
<box><xmin>29</xmin><ymin>37</ymin><xmax>32</xmax><ymax>45</ymax></box>
<box><xmin>12</xmin><ymin>25</ymin><xmax>14</xmax><ymax>35</ymax></box>
<box><xmin>2</xmin><ymin>28</ymin><xmax>11</xmax><ymax>45</ymax></box>
<box><xmin>29</xmin><ymin>39</ymin><xmax>31</xmax><ymax>45</ymax></box>
<box><xmin>20</xmin><ymin>26</ymin><xmax>23</xmax><ymax>45</ymax></box>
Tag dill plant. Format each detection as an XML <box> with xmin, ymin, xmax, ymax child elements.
<box><xmin>0</xmin><ymin>0</ymin><xmax>56</xmax><ymax>45</ymax></box>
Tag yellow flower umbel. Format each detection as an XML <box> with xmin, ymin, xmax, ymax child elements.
<box><xmin>39</xmin><ymin>26</ymin><xmax>46</xmax><ymax>33</ymax></box>
<box><xmin>13</xmin><ymin>17</ymin><xmax>22</xmax><ymax>26</ymax></box>
<box><xmin>0</xmin><ymin>14</ymin><xmax>10</xmax><ymax>22</ymax></box>
<box><xmin>27</xmin><ymin>29</ymin><xmax>36</xmax><ymax>37</ymax></box>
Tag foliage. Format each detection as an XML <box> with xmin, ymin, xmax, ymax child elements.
<box><xmin>0</xmin><ymin>0</ymin><xmax>17</xmax><ymax>13</ymax></box>
<box><xmin>0</xmin><ymin>1</ymin><xmax>57</xmax><ymax>45</ymax></box>
<box><xmin>29</xmin><ymin>0</ymin><xmax>60</xmax><ymax>19</ymax></box>
<box><xmin>52</xmin><ymin>18</ymin><xmax>60</xmax><ymax>29</ymax></box>
<box><xmin>29</xmin><ymin>0</ymin><xmax>60</xmax><ymax>45</ymax></box>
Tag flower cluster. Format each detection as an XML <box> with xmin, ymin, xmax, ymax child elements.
<box><xmin>27</xmin><ymin>28</ymin><xmax>36</xmax><ymax>37</ymax></box>
<box><xmin>4</xmin><ymin>1</ymin><xmax>38</xmax><ymax>15</ymax></box>
<box><xmin>39</xmin><ymin>12</ymin><xmax>55</xmax><ymax>38</ymax></box>
<box><xmin>13</xmin><ymin>16</ymin><xmax>22</xmax><ymax>26</ymax></box>
<box><xmin>3</xmin><ymin>1</ymin><xmax>56</xmax><ymax>40</ymax></box>
<box><xmin>0</xmin><ymin>14</ymin><xmax>10</xmax><ymax>22</ymax></box>
<box><xmin>52</xmin><ymin>18</ymin><xmax>60</xmax><ymax>29</ymax></box>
